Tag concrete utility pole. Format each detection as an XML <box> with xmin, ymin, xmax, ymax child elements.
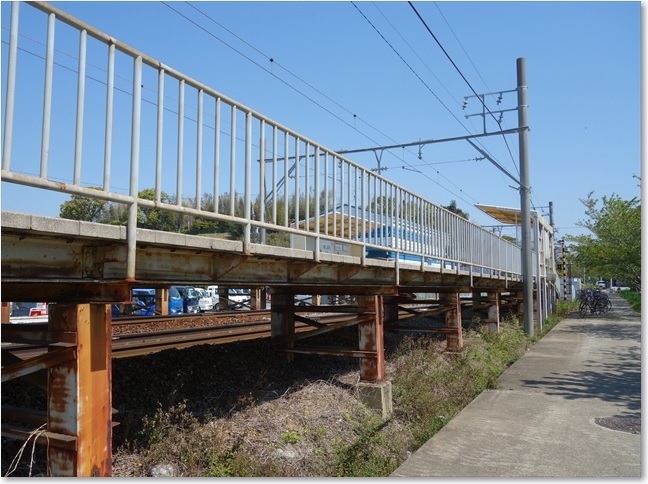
<box><xmin>517</xmin><ymin>57</ymin><xmax>534</xmax><ymax>337</ymax></box>
<box><xmin>337</xmin><ymin>58</ymin><xmax>536</xmax><ymax>335</ymax></box>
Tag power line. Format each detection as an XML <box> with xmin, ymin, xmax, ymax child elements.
<box><xmin>348</xmin><ymin>1</ymin><xmax>497</xmax><ymax>208</ymax></box>
<box><xmin>170</xmin><ymin>2</ymin><xmax>480</xmax><ymax>209</ymax></box>
<box><xmin>408</xmin><ymin>1</ymin><xmax>519</xmax><ymax>177</ymax></box>
<box><xmin>370</xmin><ymin>2</ymin><xmax>461</xmax><ymax>107</ymax></box>
<box><xmin>433</xmin><ymin>2</ymin><xmax>491</xmax><ymax>94</ymax></box>
<box><xmin>162</xmin><ymin>2</ymin><xmax>381</xmax><ymax>145</ymax></box>
<box><xmin>168</xmin><ymin>3</ymin><xmax>447</xmax><ymax>184</ymax></box>
<box><xmin>351</xmin><ymin>1</ymin><xmax>465</xmax><ymax>131</ymax></box>
<box><xmin>184</xmin><ymin>2</ymin><xmax>397</xmax><ymax>146</ymax></box>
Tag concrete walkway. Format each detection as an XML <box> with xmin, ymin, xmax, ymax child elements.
<box><xmin>392</xmin><ymin>292</ymin><xmax>641</xmax><ymax>477</ymax></box>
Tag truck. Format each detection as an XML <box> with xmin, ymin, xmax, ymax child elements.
<box><xmin>206</xmin><ymin>285</ymin><xmax>220</xmax><ymax>308</ymax></box>
<box><xmin>114</xmin><ymin>288</ymin><xmax>184</xmax><ymax>316</ymax></box>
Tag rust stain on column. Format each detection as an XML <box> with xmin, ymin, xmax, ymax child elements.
<box><xmin>47</xmin><ymin>303</ymin><xmax>112</xmax><ymax>476</ymax></box>
<box><xmin>358</xmin><ymin>295</ymin><xmax>384</xmax><ymax>382</ymax></box>
<box><xmin>442</xmin><ymin>292</ymin><xmax>463</xmax><ymax>352</ymax></box>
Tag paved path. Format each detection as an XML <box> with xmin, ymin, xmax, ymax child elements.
<box><xmin>392</xmin><ymin>292</ymin><xmax>641</xmax><ymax>477</ymax></box>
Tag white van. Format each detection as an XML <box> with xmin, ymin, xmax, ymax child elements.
<box><xmin>206</xmin><ymin>285</ymin><xmax>220</xmax><ymax>309</ymax></box>
<box><xmin>195</xmin><ymin>288</ymin><xmax>214</xmax><ymax>312</ymax></box>
<box><xmin>228</xmin><ymin>288</ymin><xmax>251</xmax><ymax>310</ymax></box>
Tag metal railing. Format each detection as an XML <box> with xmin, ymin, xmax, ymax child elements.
<box><xmin>1</xmin><ymin>1</ymin><xmax>522</xmax><ymax>282</ymax></box>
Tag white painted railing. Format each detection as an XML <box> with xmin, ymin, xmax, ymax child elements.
<box><xmin>1</xmin><ymin>1</ymin><xmax>522</xmax><ymax>282</ymax></box>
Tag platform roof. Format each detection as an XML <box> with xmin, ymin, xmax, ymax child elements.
<box><xmin>475</xmin><ymin>204</ymin><xmax>523</xmax><ymax>225</ymax></box>
<box><xmin>476</xmin><ymin>203</ymin><xmax>553</xmax><ymax>233</ymax></box>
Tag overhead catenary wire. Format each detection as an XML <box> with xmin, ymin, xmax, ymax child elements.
<box><xmin>350</xmin><ymin>2</ymin><xmax>518</xmax><ymax>206</ymax></box>
<box><xmin>408</xmin><ymin>2</ymin><xmax>521</xmax><ymax>180</ymax></box>
<box><xmin>167</xmin><ymin>2</ymin><xmax>481</xmax><ymax>209</ymax></box>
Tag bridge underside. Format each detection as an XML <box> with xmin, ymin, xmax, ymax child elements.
<box><xmin>1</xmin><ymin>213</ymin><xmax>536</xmax><ymax>476</ymax></box>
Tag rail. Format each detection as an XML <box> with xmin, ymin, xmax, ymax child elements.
<box><xmin>1</xmin><ymin>1</ymin><xmax>522</xmax><ymax>282</ymax></box>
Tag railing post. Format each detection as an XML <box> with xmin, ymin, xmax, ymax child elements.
<box><xmin>2</xmin><ymin>1</ymin><xmax>19</xmax><ymax>171</ymax></box>
<box><xmin>126</xmin><ymin>55</ymin><xmax>142</xmax><ymax>281</ymax></box>
<box><xmin>243</xmin><ymin>111</ymin><xmax>252</xmax><ymax>254</ymax></box>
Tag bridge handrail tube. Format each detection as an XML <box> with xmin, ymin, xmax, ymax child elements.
<box><xmin>73</xmin><ymin>28</ymin><xmax>86</xmax><ymax>186</ymax></box>
<box><xmin>155</xmin><ymin>69</ymin><xmax>165</xmax><ymax>202</ymax></box>
<box><xmin>213</xmin><ymin>98</ymin><xmax>221</xmax><ymax>214</ymax></box>
<box><xmin>196</xmin><ymin>89</ymin><xmax>204</xmax><ymax>211</ymax></box>
<box><xmin>2</xmin><ymin>1</ymin><xmax>19</xmax><ymax>172</ymax></box>
<box><xmin>103</xmin><ymin>43</ymin><xmax>115</xmax><ymax>192</ymax></box>
<box><xmin>40</xmin><ymin>12</ymin><xmax>55</xmax><ymax>179</ymax></box>
<box><xmin>127</xmin><ymin>55</ymin><xmax>142</xmax><ymax>281</ymax></box>
<box><xmin>244</xmin><ymin>111</ymin><xmax>252</xmax><ymax>254</ymax></box>
<box><xmin>176</xmin><ymin>80</ymin><xmax>185</xmax><ymax>208</ymax></box>
<box><xmin>259</xmin><ymin>119</ymin><xmax>266</xmax><ymax>227</ymax></box>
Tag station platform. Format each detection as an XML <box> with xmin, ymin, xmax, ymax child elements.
<box><xmin>392</xmin><ymin>292</ymin><xmax>641</xmax><ymax>478</ymax></box>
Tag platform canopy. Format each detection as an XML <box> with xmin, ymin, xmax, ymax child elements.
<box><xmin>475</xmin><ymin>204</ymin><xmax>523</xmax><ymax>225</ymax></box>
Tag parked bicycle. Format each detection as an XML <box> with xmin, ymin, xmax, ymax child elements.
<box><xmin>578</xmin><ymin>289</ymin><xmax>611</xmax><ymax>318</ymax></box>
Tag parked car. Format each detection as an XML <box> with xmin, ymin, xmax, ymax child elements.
<box><xmin>195</xmin><ymin>288</ymin><xmax>214</xmax><ymax>312</ymax></box>
<box><xmin>167</xmin><ymin>286</ymin><xmax>185</xmax><ymax>315</ymax></box>
<box><xmin>131</xmin><ymin>288</ymin><xmax>157</xmax><ymax>316</ymax></box>
<box><xmin>114</xmin><ymin>288</ymin><xmax>184</xmax><ymax>317</ymax></box>
<box><xmin>173</xmin><ymin>285</ymin><xmax>200</xmax><ymax>314</ymax></box>
<box><xmin>10</xmin><ymin>302</ymin><xmax>41</xmax><ymax>317</ymax></box>
<box><xmin>206</xmin><ymin>285</ymin><xmax>220</xmax><ymax>309</ymax></box>
<box><xmin>111</xmin><ymin>304</ymin><xmax>121</xmax><ymax>318</ymax></box>
<box><xmin>295</xmin><ymin>295</ymin><xmax>313</xmax><ymax>306</ymax></box>
<box><xmin>228</xmin><ymin>288</ymin><xmax>251</xmax><ymax>310</ymax></box>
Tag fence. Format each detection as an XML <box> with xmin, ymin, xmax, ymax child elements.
<box><xmin>1</xmin><ymin>1</ymin><xmax>522</xmax><ymax>281</ymax></box>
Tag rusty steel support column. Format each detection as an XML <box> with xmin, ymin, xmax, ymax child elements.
<box><xmin>218</xmin><ymin>287</ymin><xmax>229</xmax><ymax>311</ymax></box>
<box><xmin>486</xmin><ymin>291</ymin><xmax>501</xmax><ymax>333</ymax></box>
<box><xmin>383</xmin><ymin>296</ymin><xmax>400</xmax><ymax>326</ymax></box>
<box><xmin>471</xmin><ymin>290</ymin><xmax>483</xmax><ymax>309</ymax></box>
<box><xmin>47</xmin><ymin>303</ymin><xmax>112</xmax><ymax>476</ymax></box>
<box><xmin>156</xmin><ymin>288</ymin><xmax>169</xmax><ymax>316</ymax></box>
<box><xmin>441</xmin><ymin>292</ymin><xmax>463</xmax><ymax>352</ymax></box>
<box><xmin>270</xmin><ymin>292</ymin><xmax>294</xmax><ymax>363</ymax></box>
<box><xmin>250</xmin><ymin>288</ymin><xmax>262</xmax><ymax>310</ymax></box>
<box><xmin>1</xmin><ymin>302</ymin><xmax>10</xmax><ymax>323</ymax></box>
<box><xmin>515</xmin><ymin>291</ymin><xmax>524</xmax><ymax>326</ymax></box>
<box><xmin>357</xmin><ymin>295</ymin><xmax>384</xmax><ymax>382</ymax></box>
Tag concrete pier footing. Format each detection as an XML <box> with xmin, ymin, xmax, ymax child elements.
<box><xmin>357</xmin><ymin>380</ymin><xmax>393</xmax><ymax>419</ymax></box>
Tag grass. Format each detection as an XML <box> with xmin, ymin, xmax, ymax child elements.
<box><xmin>617</xmin><ymin>290</ymin><xmax>641</xmax><ymax>312</ymax></box>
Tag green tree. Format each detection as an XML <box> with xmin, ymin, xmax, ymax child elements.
<box><xmin>566</xmin><ymin>187</ymin><xmax>641</xmax><ymax>290</ymax></box>
<box><xmin>137</xmin><ymin>188</ymin><xmax>180</xmax><ymax>232</ymax></box>
<box><xmin>59</xmin><ymin>189</ymin><xmax>108</xmax><ymax>222</ymax></box>
<box><xmin>443</xmin><ymin>200</ymin><xmax>469</xmax><ymax>220</ymax></box>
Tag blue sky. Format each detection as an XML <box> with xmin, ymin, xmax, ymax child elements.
<box><xmin>1</xmin><ymin>1</ymin><xmax>642</xmax><ymax>240</ymax></box>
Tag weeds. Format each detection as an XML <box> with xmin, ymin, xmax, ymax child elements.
<box><xmin>5</xmin><ymin>304</ymin><xmax>571</xmax><ymax>477</ymax></box>
<box><xmin>618</xmin><ymin>290</ymin><xmax>641</xmax><ymax>312</ymax></box>
<box><xmin>390</xmin><ymin>321</ymin><xmax>529</xmax><ymax>451</ymax></box>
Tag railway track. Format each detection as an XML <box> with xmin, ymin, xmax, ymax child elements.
<box><xmin>111</xmin><ymin>309</ymin><xmax>272</xmax><ymax>328</ymax></box>
<box><xmin>2</xmin><ymin>300</ymin><xmax>470</xmax><ymax>362</ymax></box>
<box><xmin>2</xmin><ymin>308</ymin><xmax>361</xmax><ymax>360</ymax></box>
